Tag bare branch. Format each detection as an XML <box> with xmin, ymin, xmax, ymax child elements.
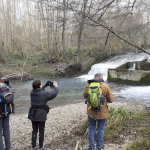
<box><xmin>67</xmin><ymin>4</ymin><xmax>150</xmax><ymax>55</ymax></box>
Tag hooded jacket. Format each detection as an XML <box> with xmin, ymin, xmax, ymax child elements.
<box><xmin>83</xmin><ymin>79</ymin><xmax>114</xmax><ymax>120</ymax></box>
<box><xmin>0</xmin><ymin>83</ymin><xmax>15</xmax><ymax>118</ymax></box>
<box><xmin>28</xmin><ymin>86</ymin><xmax>59</xmax><ymax>122</ymax></box>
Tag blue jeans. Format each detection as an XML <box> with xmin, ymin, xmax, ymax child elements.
<box><xmin>0</xmin><ymin>116</ymin><xmax>11</xmax><ymax>150</ymax></box>
<box><xmin>88</xmin><ymin>116</ymin><xmax>106</xmax><ymax>149</ymax></box>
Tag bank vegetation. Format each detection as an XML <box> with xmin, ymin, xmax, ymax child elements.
<box><xmin>74</xmin><ymin>107</ymin><xmax>150</xmax><ymax>150</ymax></box>
<box><xmin>0</xmin><ymin>0</ymin><xmax>150</xmax><ymax>71</ymax></box>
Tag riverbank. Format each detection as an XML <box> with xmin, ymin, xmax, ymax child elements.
<box><xmin>0</xmin><ymin>50</ymin><xmax>144</xmax><ymax>80</ymax></box>
<box><xmin>7</xmin><ymin>101</ymin><xmax>147</xmax><ymax>150</ymax></box>
<box><xmin>1</xmin><ymin>49</ymin><xmax>137</xmax><ymax>80</ymax></box>
<box><xmin>0</xmin><ymin>51</ymin><xmax>106</xmax><ymax>80</ymax></box>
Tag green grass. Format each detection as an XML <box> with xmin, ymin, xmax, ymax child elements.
<box><xmin>126</xmin><ymin>112</ymin><xmax>150</xmax><ymax>150</ymax></box>
<box><xmin>146</xmin><ymin>128</ymin><xmax>150</xmax><ymax>134</ymax></box>
<box><xmin>29</xmin><ymin>68</ymin><xmax>55</xmax><ymax>75</ymax></box>
<box><xmin>127</xmin><ymin>139</ymin><xmax>150</xmax><ymax>150</ymax></box>
<box><xmin>26</xmin><ymin>53</ymin><xmax>45</xmax><ymax>67</ymax></box>
<box><xmin>104</xmin><ymin>107</ymin><xmax>130</xmax><ymax>140</ymax></box>
<box><xmin>5</xmin><ymin>52</ymin><xmax>56</xmax><ymax>75</ymax></box>
<box><xmin>81</xmin><ymin>119</ymin><xmax>89</xmax><ymax>133</ymax></box>
<box><xmin>6</xmin><ymin>52</ymin><xmax>45</xmax><ymax>67</ymax></box>
<box><xmin>80</xmin><ymin>107</ymin><xmax>150</xmax><ymax>150</ymax></box>
<box><xmin>80</xmin><ymin>107</ymin><xmax>131</xmax><ymax>140</ymax></box>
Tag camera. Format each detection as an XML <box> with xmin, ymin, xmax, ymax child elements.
<box><xmin>50</xmin><ymin>81</ymin><xmax>54</xmax><ymax>86</ymax></box>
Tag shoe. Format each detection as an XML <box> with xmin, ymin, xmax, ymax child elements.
<box><xmin>96</xmin><ymin>146</ymin><xmax>104</xmax><ymax>150</ymax></box>
<box><xmin>88</xmin><ymin>148</ymin><xmax>95</xmax><ymax>150</ymax></box>
<box><xmin>32</xmin><ymin>147</ymin><xmax>37</xmax><ymax>150</ymax></box>
<box><xmin>4</xmin><ymin>148</ymin><xmax>12</xmax><ymax>150</ymax></box>
<box><xmin>39</xmin><ymin>148</ymin><xmax>45</xmax><ymax>150</ymax></box>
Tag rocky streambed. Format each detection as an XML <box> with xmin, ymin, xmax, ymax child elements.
<box><xmin>6</xmin><ymin>102</ymin><xmax>145</xmax><ymax>150</ymax></box>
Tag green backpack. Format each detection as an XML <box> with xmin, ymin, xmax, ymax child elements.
<box><xmin>87</xmin><ymin>82</ymin><xmax>105</xmax><ymax>119</ymax></box>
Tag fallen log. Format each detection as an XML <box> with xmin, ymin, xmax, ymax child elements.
<box><xmin>1</xmin><ymin>73</ymin><xmax>33</xmax><ymax>81</ymax></box>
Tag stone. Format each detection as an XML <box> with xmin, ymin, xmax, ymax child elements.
<box><xmin>65</xmin><ymin>63</ymin><xmax>82</xmax><ymax>75</ymax></box>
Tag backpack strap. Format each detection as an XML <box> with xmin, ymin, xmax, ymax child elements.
<box><xmin>99</xmin><ymin>82</ymin><xmax>102</xmax><ymax>95</ymax></box>
<box><xmin>94</xmin><ymin>82</ymin><xmax>104</xmax><ymax>120</ymax></box>
<box><xmin>94</xmin><ymin>111</ymin><xmax>98</xmax><ymax>120</ymax></box>
<box><xmin>4</xmin><ymin>104</ymin><xmax>7</xmax><ymax>116</ymax></box>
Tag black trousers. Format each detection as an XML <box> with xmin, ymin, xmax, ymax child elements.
<box><xmin>31</xmin><ymin>121</ymin><xmax>45</xmax><ymax>148</ymax></box>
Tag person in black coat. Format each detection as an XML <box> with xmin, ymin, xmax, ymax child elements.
<box><xmin>0</xmin><ymin>80</ymin><xmax>14</xmax><ymax>150</ymax></box>
<box><xmin>28</xmin><ymin>80</ymin><xmax>59</xmax><ymax>150</ymax></box>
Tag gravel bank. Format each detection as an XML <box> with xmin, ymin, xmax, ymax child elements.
<box><xmin>7</xmin><ymin>102</ymin><xmax>145</xmax><ymax>149</ymax></box>
<box><xmin>9</xmin><ymin>103</ymin><xmax>87</xmax><ymax>149</ymax></box>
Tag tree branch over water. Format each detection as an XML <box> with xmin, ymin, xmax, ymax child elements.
<box><xmin>67</xmin><ymin>1</ymin><xmax>150</xmax><ymax>56</ymax></box>
<box><xmin>84</xmin><ymin>14</ymin><xmax>150</xmax><ymax>55</ymax></box>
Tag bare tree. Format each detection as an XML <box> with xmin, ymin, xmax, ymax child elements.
<box><xmin>62</xmin><ymin>0</ymin><xmax>67</xmax><ymax>61</ymax></box>
<box><xmin>0</xmin><ymin>0</ymin><xmax>150</xmax><ymax>65</ymax></box>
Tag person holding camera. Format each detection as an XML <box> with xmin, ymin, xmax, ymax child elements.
<box><xmin>0</xmin><ymin>80</ymin><xmax>15</xmax><ymax>150</ymax></box>
<box><xmin>28</xmin><ymin>80</ymin><xmax>58</xmax><ymax>150</ymax></box>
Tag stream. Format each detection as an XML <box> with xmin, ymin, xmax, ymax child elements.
<box><xmin>10</xmin><ymin>51</ymin><xmax>150</xmax><ymax>114</ymax></box>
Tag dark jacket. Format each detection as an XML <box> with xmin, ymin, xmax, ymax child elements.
<box><xmin>0</xmin><ymin>83</ymin><xmax>15</xmax><ymax>118</ymax></box>
<box><xmin>28</xmin><ymin>86</ymin><xmax>59</xmax><ymax>122</ymax></box>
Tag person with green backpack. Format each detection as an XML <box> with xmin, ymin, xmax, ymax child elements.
<box><xmin>83</xmin><ymin>73</ymin><xmax>114</xmax><ymax>150</ymax></box>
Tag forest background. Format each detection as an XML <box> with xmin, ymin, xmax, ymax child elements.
<box><xmin>0</xmin><ymin>0</ymin><xmax>150</xmax><ymax>76</ymax></box>
<box><xmin>0</xmin><ymin>1</ymin><xmax>150</xmax><ymax>149</ymax></box>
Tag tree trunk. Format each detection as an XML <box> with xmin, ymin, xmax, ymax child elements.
<box><xmin>62</xmin><ymin>0</ymin><xmax>67</xmax><ymax>61</ymax></box>
<box><xmin>77</xmin><ymin>0</ymin><xmax>88</xmax><ymax>62</ymax></box>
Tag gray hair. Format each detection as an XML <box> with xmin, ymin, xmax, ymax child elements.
<box><xmin>94</xmin><ymin>73</ymin><xmax>103</xmax><ymax>78</ymax></box>
<box><xmin>0</xmin><ymin>83</ymin><xmax>6</xmax><ymax>89</ymax></box>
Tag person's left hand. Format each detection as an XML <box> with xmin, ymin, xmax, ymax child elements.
<box><xmin>45</xmin><ymin>81</ymin><xmax>51</xmax><ymax>87</ymax></box>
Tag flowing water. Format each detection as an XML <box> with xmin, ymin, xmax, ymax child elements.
<box><xmin>10</xmin><ymin>52</ymin><xmax>150</xmax><ymax>114</ymax></box>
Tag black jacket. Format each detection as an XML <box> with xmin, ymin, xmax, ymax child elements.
<box><xmin>0</xmin><ymin>83</ymin><xmax>15</xmax><ymax>118</ymax></box>
<box><xmin>28</xmin><ymin>86</ymin><xmax>59</xmax><ymax>121</ymax></box>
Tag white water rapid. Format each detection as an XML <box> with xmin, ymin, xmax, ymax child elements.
<box><xmin>78</xmin><ymin>52</ymin><xmax>150</xmax><ymax>81</ymax></box>
<box><xmin>78</xmin><ymin>52</ymin><xmax>150</xmax><ymax>105</ymax></box>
